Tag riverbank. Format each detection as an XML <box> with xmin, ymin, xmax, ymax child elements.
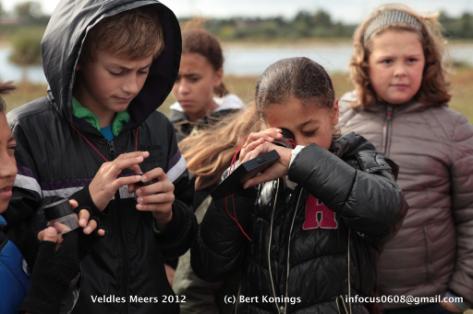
<box><xmin>3</xmin><ymin>70</ymin><xmax>473</xmax><ymax>123</ymax></box>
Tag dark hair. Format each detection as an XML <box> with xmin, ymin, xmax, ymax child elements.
<box><xmin>182</xmin><ymin>29</ymin><xmax>228</xmax><ymax>97</ymax></box>
<box><xmin>255</xmin><ymin>57</ymin><xmax>335</xmax><ymax>113</ymax></box>
<box><xmin>0</xmin><ymin>82</ymin><xmax>15</xmax><ymax>112</ymax></box>
<box><xmin>81</xmin><ymin>6</ymin><xmax>164</xmax><ymax>61</ymax></box>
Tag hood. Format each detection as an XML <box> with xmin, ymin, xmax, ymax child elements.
<box><xmin>41</xmin><ymin>0</ymin><xmax>181</xmax><ymax>128</ymax></box>
<box><xmin>170</xmin><ymin>93</ymin><xmax>244</xmax><ymax>122</ymax></box>
<box><xmin>170</xmin><ymin>94</ymin><xmax>244</xmax><ymax>113</ymax></box>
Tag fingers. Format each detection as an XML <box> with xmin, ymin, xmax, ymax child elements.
<box><xmin>82</xmin><ymin>219</ymin><xmax>97</xmax><ymax>235</ymax></box>
<box><xmin>38</xmin><ymin>226</ymin><xmax>59</xmax><ymax>242</ymax></box>
<box><xmin>115</xmin><ymin>151</ymin><xmax>150</xmax><ymax>160</ymax></box>
<box><xmin>69</xmin><ymin>199</ymin><xmax>78</xmax><ymax>209</ymax></box>
<box><xmin>78</xmin><ymin>209</ymin><xmax>90</xmax><ymax>228</ymax></box>
<box><xmin>136</xmin><ymin>192</ymin><xmax>175</xmax><ymax>208</ymax></box>
<box><xmin>141</xmin><ymin>167</ymin><xmax>167</xmax><ymax>184</ymax></box>
<box><xmin>107</xmin><ymin>156</ymin><xmax>146</xmax><ymax>177</ymax></box>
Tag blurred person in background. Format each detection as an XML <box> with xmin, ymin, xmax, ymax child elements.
<box><xmin>171</xmin><ymin>28</ymin><xmax>244</xmax><ymax>142</ymax></box>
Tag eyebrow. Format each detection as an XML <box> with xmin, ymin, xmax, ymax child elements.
<box><xmin>109</xmin><ymin>63</ymin><xmax>152</xmax><ymax>71</ymax></box>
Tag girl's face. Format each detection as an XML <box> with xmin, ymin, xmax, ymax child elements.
<box><xmin>0</xmin><ymin>113</ymin><xmax>17</xmax><ymax>213</ymax></box>
<box><xmin>263</xmin><ymin>96</ymin><xmax>338</xmax><ymax>148</ymax></box>
<box><xmin>173</xmin><ymin>52</ymin><xmax>223</xmax><ymax>121</ymax></box>
<box><xmin>368</xmin><ymin>29</ymin><xmax>425</xmax><ymax>105</ymax></box>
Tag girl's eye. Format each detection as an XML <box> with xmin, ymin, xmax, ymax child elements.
<box><xmin>406</xmin><ymin>58</ymin><xmax>418</xmax><ymax>64</ymax></box>
<box><xmin>380</xmin><ymin>59</ymin><xmax>393</xmax><ymax>65</ymax></box>
<box><xmin>302</xmin><ymin>130</ymin><xmax>317</xmax><ymax>137</ymax></box>
<box><xmin>7</xmin><ymin>144</ymin><xmax>16</xmax><ymax>155</ymax></box>
<box><xmin>188</xmin><ymin>75</ymin><xmax>200</xmax><ymax>83</ymax></box>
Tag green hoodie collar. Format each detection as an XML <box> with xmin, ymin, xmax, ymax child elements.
<box><xmin>72</xmin><ymin>97</ymin><xmax>130</xmax><ymax>136</ymax></box>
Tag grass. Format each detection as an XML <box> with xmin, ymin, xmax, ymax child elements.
<box><xmin>3</xmin><ymin>71</ymin><xmax>473</xmax><ymax>124</ymax></box>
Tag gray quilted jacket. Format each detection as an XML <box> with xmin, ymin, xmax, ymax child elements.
<box><xmin>339</xmin><ymin>92</ymin><xmax>473</xmax><ymax>308</ymax></box>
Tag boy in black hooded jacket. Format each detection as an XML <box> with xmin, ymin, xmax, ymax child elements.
<box><xmin>6</xmin><ymin>1</ymin><xmax>196</xmax><ymax>313</ymax></box>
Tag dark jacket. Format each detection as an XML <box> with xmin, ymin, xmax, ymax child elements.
<box><xmin>6</xmin><ymin>1</ymin><xmax>196</xmax><ymax>313</ymax></box>
<box><xmin>192</xmin><ymin>133</ymin><xmax>407</xmax><ymax>314</ymax></box>
<box><xmin>339</xmin><ymin>92</ymin><xmax>473</xmax><ymax>307</ymax></box>
<box><xmin>0</xmin><ymin>216</ymin><xmax>30</xmax><ymax>314</ymax></box>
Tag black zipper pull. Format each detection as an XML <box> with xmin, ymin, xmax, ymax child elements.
<box><xmin>108</xmin><ymin>140</ymin><xmax>116</xmax><ymax>159</ymax></box>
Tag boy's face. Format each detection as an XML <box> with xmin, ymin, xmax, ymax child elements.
<box><xmin>75</xmin><ymin>49</ymin><xmax>154</xmax><ymax>121</ymax></box>
<box><xmin>263</xmin><ymin>96</ymin><xmax>338</xmax><ymax>148</ymax></box>
<box><xmin>0</xmin><ymin>112</ymin><xmax>17</xmax><ymax>213</ymax></box>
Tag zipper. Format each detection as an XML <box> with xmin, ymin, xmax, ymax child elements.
<box><xmin>383</xmin><ymin>106</ymin><xmax>394</xmax><ymax>157</ymax></box>
<box><xmin>107</xmin><ymin>140</ymin><xmax>116</xmax><ymax>159</ymax></box>
<box><xmin>107</xmin><ymin>139</ymin><xmax>128</xmax><ymax>313</ymax></box>
<box><xmin>283</xmin><ymin>188</ymin><xmax>304</xmax><ymax>314</ymax></box>
<box><xmin>267</xmin><ymin>180</ymin><xmax>281</xmax><ymax>314</ymax></box>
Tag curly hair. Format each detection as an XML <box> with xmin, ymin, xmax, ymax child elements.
<box><xmin>349</xmin><ymin>4</ymin><xmax>451</xmax><ymax>108</ymax></box>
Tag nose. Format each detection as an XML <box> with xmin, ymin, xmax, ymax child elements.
<box><xmin>176</xmin><ymin>80</ymin><xmax>191</xmax><ymax>96</ymax></box>
<box><xmin>0</xmin><ymin>153</ymin><xmax>17</xmax><ymax>181</ymax></box>
<box><xmin>393</xmin><ymin>63</ymin><xmax>407</xmax><ymax>77</ymax></box>
<box><xmin>122</xmin><ymin>74</ymin><xmax>141</xmax><ymax>95</ymax></box>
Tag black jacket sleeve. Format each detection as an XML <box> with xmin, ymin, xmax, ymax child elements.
<box><xmin>21</xmin><ymin>230</ymin><xmax>80</xmax><ymax>314</ymax></box>
<box><xmin>153</xmin><ymin>123</ymin><xmax>197</xmax><ymax>259</ymax></box>
<box><xmin>288</xmin><ymin>142</ymin><xmax>407</xmax><ymax>243</ymax></box>
<box><xmin>191</xmin><ymin>192</ymin><xmax>254</xmax><ymax>282</ymax></box>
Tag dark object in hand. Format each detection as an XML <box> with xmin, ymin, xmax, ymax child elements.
<box><xmin>212</xmin><ymin>150</ymin><xmax>280</xmax><ymax>198</ymax></box>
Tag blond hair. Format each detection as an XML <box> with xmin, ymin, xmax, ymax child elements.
<box><xmin>350</xmin><ymin>4</ymin><xmax>451</xmax><ymax>108</ymax></box>
<box><xmin>179</xmin><ymin>102</ymin><xmax>264</xmax><ymax>190</ymax></box>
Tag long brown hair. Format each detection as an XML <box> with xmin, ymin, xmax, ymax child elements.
<box><xmin>179</xmin><ymin>102</ymin><xmax>263</xmax><ymax>190</ymax></box>
<box><xmin>350</xmin><ymin>4</ymin><xmax>451</xmax><ymax>108</ymax></box>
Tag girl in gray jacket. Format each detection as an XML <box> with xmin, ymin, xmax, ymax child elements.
<box><xmin>339</xmin><ymin>4</ymin><xmax>473</xmax><ymax>314</ymax></box>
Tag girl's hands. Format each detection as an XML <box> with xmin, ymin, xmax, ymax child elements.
<box><xmin>239</xmin><ymin>128</ymin><xmax>293</xmax><ymax>189</ymax></box>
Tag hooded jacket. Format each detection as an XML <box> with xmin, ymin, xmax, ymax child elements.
<box><xmin>6</xmin><ymin>1</ymin><xmax>196</xmax><ymax>313</ymax></box>
<box><xmin>339</xmin><ymin>92</ymin><xmax>473</xmax><ymax>307</ymax></box>
<box><xmin>192</xmin><ymin>133</ymin><xmax>407</xmax><ymax>314</ymax></box>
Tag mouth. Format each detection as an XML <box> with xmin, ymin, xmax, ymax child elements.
<box><xmin>114</xmin><ymin>96</ymin><xmax>134</xmax><ymax>103</ymax></box>
<box><xmin>0</xmin><ymin>186</ymin><xmax>13</xmax><ymax>198</ymax></box>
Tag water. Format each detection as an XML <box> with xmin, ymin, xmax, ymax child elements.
<box><xmin>0</xmin><ymin>48</ymin><xmax>46</xmax><ymax>83</ymax></box>
<box><xmin>1</xmin><ymin>42</ymin><xmax>473</xmax><ymax>83</ymax></box>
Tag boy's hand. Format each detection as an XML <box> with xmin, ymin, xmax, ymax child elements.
<box><xmin>135</xmin><ymin>167</ymin><xmax>175</xmax><ymax>228</ymax></box>
<box><xmin>89</xmin><ymin>151</ymin><xmax>149</xmax><ymax>210</ymax></box>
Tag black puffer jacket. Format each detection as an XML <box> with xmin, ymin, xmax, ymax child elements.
<box><xmin>192</xmin><ymin>133</ymin><xmax>407</xmax><ymax>314</ymax></box>
<box><xmin>6</xmin><ymin>1</ymin><xmax>196</xmax><ymax>313</ymax></box>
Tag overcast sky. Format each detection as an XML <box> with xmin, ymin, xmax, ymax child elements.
<box><xmin>2</xmin><ymin>0</ymin><xmax>473</xmax><ymax>23</ymax></box>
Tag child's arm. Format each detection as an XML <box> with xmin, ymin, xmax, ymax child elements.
<box><xmin>288</xmin><ymin>138</ymin><xmax>407</xmax><ymax>244</ymax></box>
<box><xmin>447</xmin><ymin>114</ymin><xmax>473</xmax><ymax>306</ymax></box>
<box><xmin>148</xmin><ymin>123</ymin><xmax>197</xmax><ymax>260</ymax></box>
<box><xmin>191</xmin><ymin>192</ymin><xmax>254</xmax><ymax>282</ymax></box>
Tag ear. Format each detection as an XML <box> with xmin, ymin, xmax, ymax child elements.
<box><xmin>213</xmin><ymin>68</ymin><xmax>223</xmax><ymax>86</ymax></box>
<box><xmin>331</xmin><ymin>99</ymin><xmax>340</xmax><ymax>125</ymax></box>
